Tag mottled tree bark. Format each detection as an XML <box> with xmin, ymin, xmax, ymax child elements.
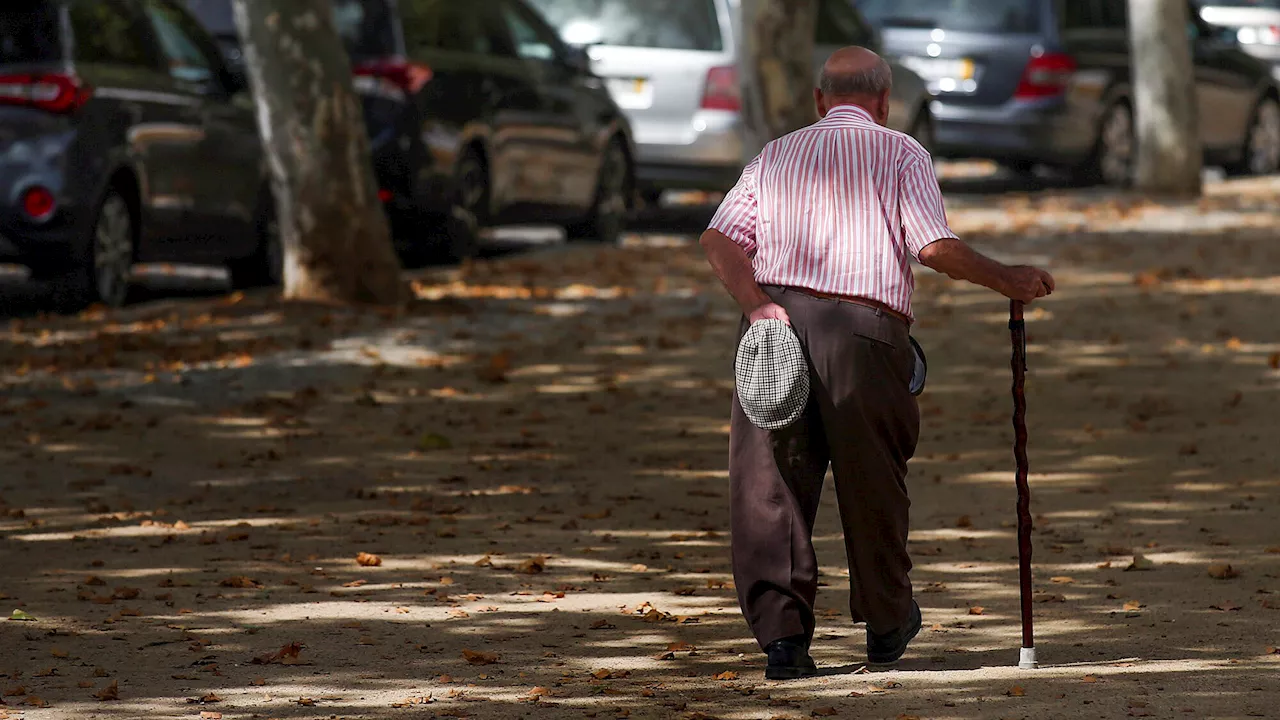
<box><xmin>738</xmin><ymin>0</ymin><xmax>818</xmax><ymax>156</ymax></box>
<box><xmin>1128</xmin><ymin>0</ymin><xmax>1201</xmax><ymax>196</ymax></box>
<box><xmin>231</xmin><ymin>0</ymin><xmax>405</xmax><ymax>304</ymax></box>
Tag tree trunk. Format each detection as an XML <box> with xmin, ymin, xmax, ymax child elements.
<box><xmin>1128</xmin><ymin>0</ymin><xmax>1201</xmax><ymax>196</ymax></box>
<box><xmin>738</xmin><ymin>0</ymin><xmax>818</xmax><ymax>156</ymax></box>
<box><xmin>231</xmin><ymin>0</ymin><xmax>405</xmax><ymax>305</ymax></box>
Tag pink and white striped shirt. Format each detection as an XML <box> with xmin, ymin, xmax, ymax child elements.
<box><xmin>708</xmin><ymin>104</ymin><xmax>957</xmax><ymax>320</ymax></box>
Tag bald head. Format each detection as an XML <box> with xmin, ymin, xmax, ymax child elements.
<box><xmin>819</xmin><ymin>46</ymin><xmax>892</xmax><ymax>99</ymax></box>
<box><xmin>815</xmin><ymin>46</ymin><xmax>893</xmax><ymax>124</ymax></box>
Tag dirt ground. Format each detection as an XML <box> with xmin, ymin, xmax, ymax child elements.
<box><xmin>2</xmin><ymin>171</ymin><xmax>1279</xmax><ymax>720</ymax></box>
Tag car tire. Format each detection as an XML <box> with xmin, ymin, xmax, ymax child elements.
<box><xmin>455</xmin><ymin>147</ymin><xmax>490</xmax><ymax>228</ymax></box>
<box><xmin>50</xmin><ymin>190</ymin><xmax>136</xmax><ymax>312</ymax></box>
<box><xmin>1226</xmin><ymin>96</ymin><xmax>1280</xmax><ymax>177</ymax></box>
<box><xmin>1078</xmin><ymin>101</ymin><xmax>1135</xmax><ymax>187</ymax></box>
<box><xmin>228</xmin><ymin>193</ymin><xmax>283</xmax><ymax>289</ymax></box>
<box><xmin>442</xmin><ymin>205</ymin><xmax>480</xmax><ymax>263</ymax></box>
<box><xmin>566</xmin><ymin>138</ymin><xmax>629</xmax><ymax>244</ymax></box>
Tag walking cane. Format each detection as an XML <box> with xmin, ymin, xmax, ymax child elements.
<box><xmin>1009</xmin><ymin>300</ymin><xmax>1037</xmax><ymax>670</ymax></box>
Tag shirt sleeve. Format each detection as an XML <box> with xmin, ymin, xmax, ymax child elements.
<box><xmin>900</xmin><ymin>154</ymin><xmax>959</xmax><ymax>259</ymax></box>
<box><xmin>707</xmin><ymin>154</ymin><xmax>761</xmax><ymax>256</ymax></box>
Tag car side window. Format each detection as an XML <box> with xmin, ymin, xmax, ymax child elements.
<box><xmin>400</xmin><ymin>0</ymin><xmax>502</xmax><ymax>56</ymax></box>
<box><xmin>816</xmin><ymin>0</ymin><xmax>872</xmax><ymax>47</ymax></box>
<box><xmin>143</xmin><ymin>0</ymin><xmax>219</xmax><ymax>84</ymax></box>
<box><xmin>499</xmin><ymin>0</ymin><xmax>560</xmax><ymax>62</ymax></box>
<box><xmin>68</xmin><ymin>0</ymin><xmax>156</xmax><ymax>68</ymax></box>
<box><xmin>1099</xmin><ymin>0</ymin><xmax>1127</xmax><ymax>29</ymax></box>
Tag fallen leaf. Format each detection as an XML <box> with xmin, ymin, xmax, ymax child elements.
<box><xmin>1269</xmin><ymin>352</ymin><xmax>1280</xmax><ymax>370</ymax></box>
<box><xmin>589</xmin><ymin>619</ymin><xmax>616</xmax><ymax>630</ymax></box>
<box><xmin>591</xmin><ymin>669</ymin><xmax>613</xmax><ymax>680</ymax></box>
<box><xmin>811</xmin><ymin>708</ymin><xmax>838</xmax><ymax>717</ymax></box>
<box><xmin>462</xmin><ymin>649</ymin><xmax>499</xmax><ymax>665</ymax></box>
<box><xmin>200</xmin><ymin>712</ymin><xmax>223</xmax><ymax>720</ymax></box>
<box><xmin>417</xmin><ymin>433</ymin><xmax>452</xmax><ymax>451</ymax></box>
<box><xmin>956</xmin><ymin>515</ymin><xmax>973</xmax><ymax>528</ymax></box>
<box><xmin>252</xmin><ymin>642</ymin><xmax>305</xmax><ymax>665</ymax></box>
<box><xmin>1050</xmin><ymin>576</ymin><xmax>1075</xmax><ymax>584</ymax></box>
<box><xmin>517</xmin><ymin>556</ymin><xmax>547</xmax><ymax>574</ymax></box>
<box><xmin>356</xmin><ymin>552</ymin><xmax>383</xmax><ymax>567</ymax></box>
<box><xmin>1082</xmin><ymin>675</ymin><xmax>1099</xmax><ymax>683</ymax></box>
<box><xmin>92</xmin><ymin>681</ymin><xmax>119</xmax><ymax>701</ymax></box>
<box><xmin>7</xmin><ymin>609</ymin><xmax>36</xmax><ymax>622</ymax></box>
<box><xmin>199</xmin><ymin>693</ymin><xmax>222</xmax><ymax>703</ymax></box>
<box><xmin>1005</xmin><ymin>685</ymin><xmax>1026</xmax><ymax>697</ymax></box>
<box><xmin>713</xmin><ymin>671</ymin><xmax>737</xmax><ymax>681</ymax></box>
<box><xmin>1210</xmin><ymin>602</ymin><xmax>1242</xmax><ymax>611</ymax></box>
<box><xmin>1125</xmin><ymin>553</ymin><xmax>1155</xmax><ymax>571</ymax></box>
<box><xmin>1034</xmin><ymin>593</ymin><xmax>1066</xmax><ymax>603</ymax></box>
<box><xmin>295</xmin><ymin>698</ymin><xmax>316</xmax><ymax>707</ymax></box>
<box><xmin>219</xmin><ymin>576</ymin><xmax>261</xmax><ymax>589</ymax></box>
<box><xmin>968</xmin><ymin>606</ymin><xmax>985</xmax><ymax>615</ymax></box>
<box><xmin>1123</xmin><ymin>600</ymin><xmax>1145</xmax><ymax>611</ymax></box>
<box><xmin>1208</xmin><ymin>563</ymin><xmax>1239</xmax><ymax>580</ymax></box>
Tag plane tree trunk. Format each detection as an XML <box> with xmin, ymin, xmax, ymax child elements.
<box><xmin>1128</xmin><ymin>0</ymin><xmax>1202</xmax><ymax>196</ymax></box>
<box><xmin>738</xmin><ymin>0</ymin><xmax>818</xmax><ymax>155</ymax></box>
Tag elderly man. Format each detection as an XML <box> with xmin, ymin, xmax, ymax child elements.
<box><xmin>700</xmin><ymin>47</ymin><xmax>1055</xmax><ymax>679</ymax></box>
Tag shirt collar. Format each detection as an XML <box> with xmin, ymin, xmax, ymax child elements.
<box><xmin>820</xmin><ymin>104</ymin><xmax>876</xmax><ymax>124</ymax></box>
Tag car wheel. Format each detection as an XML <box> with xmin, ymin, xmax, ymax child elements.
<box><xmin>228</xmin><ymin>195</ymin><xmax>283</xmax><ymax>289</ymax></box>
<box><xmin>566</xmin><ymin>138</ymin><xmax>629</xmax><ymax>244</ymax></box>
<box><xmin>455</xmin><ymin>148</ymin><xmax>490</xmax><ymax>227</ymax></box>
<box><xmin>1094</xmin><ymin>102</ymin><xmax>1135</xmax><ymax>187</ymax></box>
<box><xmin>1228</xmin><ymin>96</ymin><xmax>1280</xmax><ymax>176</ymax></box>
<box><xmin>443</xmin><ymin>204</ymin><xmax>480</xmax><ymax>263</ymax></box>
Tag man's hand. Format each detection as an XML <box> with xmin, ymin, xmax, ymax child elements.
<box><xmin>748</xmin><ymin>302</ymin><xmax>791</xmax><ymax>325</ymax></box>
<box><xmin>1000</xmin><ymin>266</ymin><xmax>1055</xmax><ymax>303</ymax></box>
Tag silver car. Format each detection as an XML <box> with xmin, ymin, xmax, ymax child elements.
<box><xmin>525</xmin><ymin>0</ymin><xmax>932</xmax><ymax>204</ymax></box>
<box><xmin>1197</xmin><ymin>0</ymin><xmax>1280</xmax><ymax>72</ymax></box>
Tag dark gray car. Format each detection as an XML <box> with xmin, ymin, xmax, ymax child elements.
<box><xmin>0</xmin><ymin>0</ymin><xmax>273</xmax><ymax>310</ymax></box>
<box><xmin>858</xmin><ymin>0</ymin><xmax>1280</xmax><ymax>184</ymax></box>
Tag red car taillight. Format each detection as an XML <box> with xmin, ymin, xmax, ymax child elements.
<box><xmin>1014</xmin><ymin>52</ymin><xmax>1076</xmax><ymax>100</ymax></box>
<box><xmin>353</xmin><ymin>57</ymin><xmax>433</xmax><ymax>96</ymax></box>
<box><xmin>701</xmin><ymin>65</ymin><xmax>741</xmax><ymax>112</ymax></box>
<box><xmin>22</xmin><ymin>186</ymin><xmax>56</xmax><ymax>221</ymax></box>
<box><xmin>0</xmin><ymin>73</ymin><xmax>92</xmax><ymax>113</ymax></box>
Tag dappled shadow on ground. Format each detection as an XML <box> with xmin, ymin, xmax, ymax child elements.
<box><xmin>3</xmin><ymin>184</ymin><xmax>1280</xmax><ymax>719</ymax></box>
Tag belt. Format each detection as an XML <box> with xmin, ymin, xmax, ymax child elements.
<box><xmin>786</xmin><ymin>286</ymin><xmax>912</xmax><ymax>326</ymax></box>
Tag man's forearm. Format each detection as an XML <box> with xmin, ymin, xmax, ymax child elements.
<box><xmin>917</xmin><ymin>238</ymin><xmax>1009</xmax><ymax>295</ymax></box>
<box><xmin>700</xmin><ymin>229</ymin><xmax>771</xmax><ymax>315</ymax></box>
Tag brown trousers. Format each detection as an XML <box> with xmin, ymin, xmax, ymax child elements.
<box><xmin>730</xmin><ymin>286</ymin><xmax>920</xmax><ymax>650</ymax></box>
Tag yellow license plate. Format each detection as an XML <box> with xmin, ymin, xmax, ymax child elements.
<box><xmin>632</xmin><ymin>78</ymin><xmax>648</xmax><ymax>93</ymax></box>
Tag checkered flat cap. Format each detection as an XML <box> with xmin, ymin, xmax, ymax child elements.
<box><xmin>735</xmin><ymin>319</ymin><xmax>810</xmax><ymax>430</ymax></box>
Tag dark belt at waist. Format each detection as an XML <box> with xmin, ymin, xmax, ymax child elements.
<box><xmin>783</xmin><ymin>286</ymin><xmax>912</xmax><ymax>326</ymax></box>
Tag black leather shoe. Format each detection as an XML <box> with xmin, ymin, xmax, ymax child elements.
<box><xmin>867</xmin><ymin>600</ymin><xmax>922</xmax><ymax>665</ymax></box>
<box><xmin>764</xmin><ymin>637</ymin><xmax>818</xmax><ymax>680</ymax></box>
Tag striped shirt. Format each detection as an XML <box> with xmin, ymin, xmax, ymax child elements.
<box><xmin>707</xmin><ymin>104</ymin><xmax>958</xmax><ymax>320</ymax></box>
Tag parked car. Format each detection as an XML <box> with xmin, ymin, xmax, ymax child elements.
<box><xmin>1196</xmin><ymin>0</ymin><xmax>1280</xmax><ymax>71</ymax></box>
<box><xmin>0</xmin><ymin>0</ymin><xmax>277</xmax><ymax>310</ymax></box>
<box><xmin>189</xmin><ymin>0</ymin><xmax>638</xmax><ymax>247</ymax></box>
<box><xmin>524</xmin><ymin>0</ymin><xmax>934</xmax><ymax>205</ymax></box>
<box><xmin>857</xmin><ymin>0</ymin><xmax>1280</xmax><ymax>184</ymax></box>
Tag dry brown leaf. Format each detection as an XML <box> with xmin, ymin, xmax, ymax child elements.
<box><xmin>1210</xmin><ymin>602</ymin><xmax>1242</xmax><ymax>611</ymax></box>
<box><xmin>955</xmin><ymin>514</ymin><xmax>973</xmax><ymax>528</ymax></box>
<box><xmin>517</xmin><ymin>556</ymin><xmax>547</xmax><ymax>574</ymax></box>
<box><xmin>219</xmin><ymin>576</ymin><xmax>261</xmax><ymax>589</ymax></box>
<box><xmin>1269</xmin><ymin>352</ymin><xmax>1280</xmax><ymax>370</ymax></box>
<box><xmin>1005</xmin><ymin>685</ymin><xmax>1026</xmax><ymax>697</ymax></box>
<box><xmin>1082</xmin><ymin>675</ymin><xmax>1099</xmax><ymax>683</ymax></box>
<box><xmin>92</xmin><ymin>681</ymin><xmax>119</xmax><ymax>701</ymax></box>
<box><xmin>462</xmin><ymin>649</ymin><xmax>499</xmax><ymax>665</ymax></box>
<box><xmin>252</xmin><ymin>642</ymin><xmax>304</xmax><ymax>665</ymax></box>
<box><xmin>295</xmin><ymin>698</ymin><xmax>316</xmax><ymax>706</ymax></box>
<box><xmin>1123</xmin><ymin>600</ymin><xmax>1145</xmax><ymax>611</ymax></box>
<box><xmin>591</xmin><ymin>669</ymin><xmax>613</xmax><ymax>680</ymax></box>
<box><xmin>356</xmin><ymin>552</ymin><xmax>383</xmax><ymax>567</ymax></box>
<box><xmin>811</xmin><ymin>707</ymin><xmax>838</xmax><ymax>717</ymax></box>
<box><xmin>200</xmin><ymin>712</ymin><xmax>223</xmax><ymax>720</ymax></box>
<box><xmin>199</xmin><ymin>693</ymin><xmax>222</xmax><ymax>704</ymax></box>
<box><xmin>713</xmin><ymin>671</ymin><xmax>737</xmax><ymax>681</ymax></box>
<box><xmin>968</xmin><ymin>606</ymin><xmax>985</xmax><ymax>615</ymax></box>
<box><xmin>1208</xmin><ymin>563</ymin><xmax>1239</xmax><ymax>580</ymax></box>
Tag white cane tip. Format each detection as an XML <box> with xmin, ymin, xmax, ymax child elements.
<box><xmin>1018</xmin><ymin>646</ymin><xmax>1038</xmax><ymax>669</ymax></box>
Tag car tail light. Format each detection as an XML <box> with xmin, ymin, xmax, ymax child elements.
<box><xmin>1262</xmin><ymin>25</ymin><xmax>1280</xmax><ymax>44</ymax></box>
<box><xmin>353</xmin><ymin>57</ymin><xmax>433</xmax><ymax>98</ymax></box>
<box><xmin>377</xmin><ymin>188</ymin><xmax>393</xmax><ymax>203</ymax></box>
<box><xmin>701</xmin><ymin>65</ymin><xmax>740</xmax><ymax>112</ymax></box>
<box><xmin>1013</xmin><ymin>52</ymin><xmax>1076</xmax><ymax>100</ymax></box>
<box><xmin>22</xmin><ymin>186</ymin><xmax>56</xmax><ymax>221</ymax></box>
<box><xmin>0</xmin><ymin>73</ymin><xmax>92</xmax><ymax>113</ymax></box>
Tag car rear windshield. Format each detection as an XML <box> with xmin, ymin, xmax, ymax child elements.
<box><xmin>525</xmin><ymin>0</ymin><xmax>724</xmax><ymax>51</ymax></box>
<box><xmin>332</xmin><ymin>0</ymin><xmax>399</xmax><ymax>59</ymax></box>
<box><xmin>0</xmin><ymin>4</ymin><xmax>62</xmax><ymax>64</ymax></box>
<box><xmin>858</xmin><ymin>0</ymin><xmax>1040</xmax><ymax>33</ymax></box>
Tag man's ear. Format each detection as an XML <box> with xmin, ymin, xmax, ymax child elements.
<box><xmin>814</xmin><ymin>88</ymin><xmax>827</xmax><ymax>118</ymax></box>
<box><xmin>877</xmin><ymin>88</ymin><xmax>892</xmax><ymax>123</ymax></box>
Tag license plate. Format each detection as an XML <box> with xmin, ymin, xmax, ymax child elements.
<box><xmin>605</xmin><ymin>77</ymin><xmax>652</xmax><ymax>109</ymax></box>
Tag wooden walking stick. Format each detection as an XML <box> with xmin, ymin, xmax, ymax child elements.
<box><xmin>1009</xmin><ymin>300</ymin><xmax>1037</xmax><ymax>669</ymax></box>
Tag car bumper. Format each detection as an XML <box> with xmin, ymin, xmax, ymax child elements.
<box><xmin>930</xmin><ymin>98</ymin><xmax>1094</xmax><ymax>165</ymax></box>
<box><xmin>0</xmin><ymin>213</ymin><xmax>87</xmax><ymax>273</ymax></box>
<box><xmin>631</xmin><ymin>110</ymin><xmax>747</xmax><ymax>192</ymax></box>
